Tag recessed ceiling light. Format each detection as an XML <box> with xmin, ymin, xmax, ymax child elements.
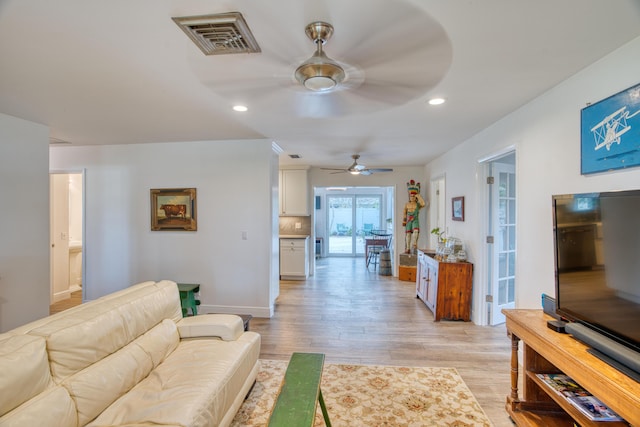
<box><xmin>233</xmin><ymin>105</ymin><xmax>248</xmax><ymax>112</ymax></box>
<box><xmin>428</xmin><ymin>98</ymin><xmax>445</xmax><ymax>105</ymax></box>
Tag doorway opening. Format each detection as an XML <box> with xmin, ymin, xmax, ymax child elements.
<box><xmin>429</xmin><ymin>176</ymin><xmax>446</xmax><ymax>249</ymax></box>
<box><xmin>315</xmin><ymin>186</ymin><xmax>394</xmax><ymax>257</ymax></box>
<box><xmin>50</xmin><ymin>171</ymin><xmax>84</xmax><ymax>307</ymax></box>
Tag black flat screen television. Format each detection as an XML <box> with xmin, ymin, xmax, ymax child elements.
<box><xmin>552</xmin><ymin>189</ymin><xmax>640</xmax><ymax>354</ymax></box>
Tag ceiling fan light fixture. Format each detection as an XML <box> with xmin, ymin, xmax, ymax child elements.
<box><xmin>295</xmin><ymin>50</ymin><xmax>345</xmax><ymax>92</ymax></box>
<box><xmin>304</xmin><ymin>75</ymin><xmax>337</xmax><ymax>92</ymax></box>
<box><xmin>295</xmin><ymin>22</ymin><xmax>345</xmax><ymax>92</ymax></box>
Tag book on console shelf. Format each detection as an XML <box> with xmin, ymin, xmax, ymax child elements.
<box><xmin>536</xmin><ymin>373</ymin><xmax>624</xmax><ymax>422</ymax></box>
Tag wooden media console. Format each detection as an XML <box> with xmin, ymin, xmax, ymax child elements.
<box><xmin>503</xmin><ymin>309</ymin><xmax>640</xmax><ymax>426</ymax></box>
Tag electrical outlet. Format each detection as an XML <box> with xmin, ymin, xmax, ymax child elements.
<box><xmin>295</xmin><ymin>222</ymin><xmax>302</xmax><ymax>229</ymax></box>
<box><xmin>241</xmin><ymin>231</ymin><xmax>248</xmax><ymax>240</ymax></box>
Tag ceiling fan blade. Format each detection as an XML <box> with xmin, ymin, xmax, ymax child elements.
<box><xmin>292</xmin><ymin>91</ymin><xmax>349</xmax><ymax>117</ymax></box>
<box><xmin>367</xmin><ymin>168</ymin><xmax>394</xmax><ymax>173</ymax></box>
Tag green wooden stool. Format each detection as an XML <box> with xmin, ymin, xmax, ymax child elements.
<box><xmin>177</xmin><ymin>283</ymin><xmax>200</xmax><ymax>317</ymax></box>
<box><xmin>268</xmin><ymin>352</ymin><xmax>331</xmax><ymax>427</ymax></box>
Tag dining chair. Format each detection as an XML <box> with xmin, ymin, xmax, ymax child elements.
<box><xmin>366</xmin><ymin>230</ymin><xmax>392</xmax><ymax>269</ymax></box>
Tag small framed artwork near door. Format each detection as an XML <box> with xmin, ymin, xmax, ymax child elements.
<box><xmin>452</xmin><ymin>196</ymin><xmax>464</xmax><ymax>221</ymax></box>
<box><xmin>150</xmin><ymin>188</ymin><xmax>197</xmax><ymax>231</ymax></box>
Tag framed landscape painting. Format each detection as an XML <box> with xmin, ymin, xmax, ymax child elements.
<box><xmin>581</xmin><ymin>82</ymin><xmax>640</xmax><ymax>175</ymax></box>
<box><xmin>150</xmin><ymin>188</ymin><xmax>197</xmax><ymax>231</ymax></box>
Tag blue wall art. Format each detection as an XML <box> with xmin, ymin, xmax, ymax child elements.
<box><xmin>581</xmin><ymin>82</ymin><xmax>640</xmax><ymax>175</ymax></box>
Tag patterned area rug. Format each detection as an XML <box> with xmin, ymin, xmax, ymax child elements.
<box><xmin>231</xmin><ymin>359</ymin><xmax>491</xmax><ymax>427</ymax></box>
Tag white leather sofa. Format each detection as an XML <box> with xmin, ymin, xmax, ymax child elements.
<box><xmin>0</xmin><ymin>280</ymin><xmax>261</xmax><ymax>427</ymax></box>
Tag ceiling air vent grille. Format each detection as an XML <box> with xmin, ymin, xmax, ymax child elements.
<box><xmin>172</xmin><ymin>12</ymin><xmax>260</xmax><ymax>55</ymax></box>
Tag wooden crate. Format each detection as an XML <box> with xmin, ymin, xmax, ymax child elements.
<box><xmin>398</xmin><ymin>266</ymin><xmax>417</xmax><ymax>282</ymax></box>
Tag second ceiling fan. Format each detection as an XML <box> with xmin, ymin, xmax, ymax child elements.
<box><xmin>321</xmin><ymin>154</ymin><xmax>393</xmax><ymax>175</ymax></box>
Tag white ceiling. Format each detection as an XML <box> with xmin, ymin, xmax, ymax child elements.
<box><xmin>1</xmin><ymin>0</ymin><xmax>640</xmax><ymax>170</ymax></box>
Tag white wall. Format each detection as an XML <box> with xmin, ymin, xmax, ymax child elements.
<box><xmin>0</xmin><ymin>113</ymin><xmax>50</xmax><ymax>332</ymax></box>
<box><xmin>50</xmin><ymin>139</ymin><xmax>279</xmax><ymax>317</ymax></box>
<box><xmin>426</xmin><ymin>36</ymin><xmax>640</xmax><ymax>323</ymax></box>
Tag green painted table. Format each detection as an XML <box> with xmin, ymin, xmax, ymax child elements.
<box><xmin>268</xmin><ymin>352</ymin><xmax>332</xmax><ymax>427</ymax></box>
<box><xmin>177</xmin><ymin>283</ymin><xmax>200</xmax><ymax>317</ymax></box>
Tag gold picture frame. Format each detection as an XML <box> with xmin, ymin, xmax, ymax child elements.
<box><xmin>150</xmin><ymin>188</ymin><xmax>197</xmax><ymax>231</ymax></box>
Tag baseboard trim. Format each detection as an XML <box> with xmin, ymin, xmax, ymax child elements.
<box><xmin>52</xmin><ymin>289</ymin><xmax>71</xmax><ymax>303</ymax></box>
<box><xmin>199</xmin><ymin>304</ymin><xmax>272</xmax><ymax>318</ymax></box>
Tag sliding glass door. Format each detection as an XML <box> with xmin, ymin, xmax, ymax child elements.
<box><xmin>327</xmin><ymin>194</ymin><xmax>382</xmax><ymax>256</ymax></box>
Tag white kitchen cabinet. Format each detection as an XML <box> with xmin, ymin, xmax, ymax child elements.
<box><xmin>279</xmin><ymin>169</ymin><xmax>309</xmax><ymax>215</ymax></box>
<box><xmin>280</xmin><ymin>237</ymin><xmax>309</xmax><ymax>279</ymax></box>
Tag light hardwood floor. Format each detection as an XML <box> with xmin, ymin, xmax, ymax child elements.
<box><xmin>254</xmin><ymin>257</ymin><xmax>514</xmax><ymax>427</ymax></box>
<box><xmin>50</xmin><ymin>257</ymin><xmax>515</xmax><ymax>426</ymax></box>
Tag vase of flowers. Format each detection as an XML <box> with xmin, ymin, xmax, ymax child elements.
<box><xmin>431</xmin><ymin>227</ymin><xmax>447</xmax><ymax>260</ymax></box>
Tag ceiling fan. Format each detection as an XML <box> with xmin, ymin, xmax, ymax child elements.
<box><xmin>321</xmin><ymin>154</ymin><xmax>393</xmax><ymax>175</ymax></box>
<box><xmin>192</xmin><ymin>2</ymin><xmax>452</xmax><ymax>118</ymax></box>
<box><xmin>294</xmin><ymin>21</ymin><xmax>345</xmax><ymax>92</ymax></box>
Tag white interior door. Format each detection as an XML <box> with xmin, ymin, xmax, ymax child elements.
<box><xmin>489</xmin><ymin>160</ymin><xmax>516</xmax><ymax>325</ymax></box>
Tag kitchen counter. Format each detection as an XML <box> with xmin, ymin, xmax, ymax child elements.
<box><xmin>279</xmin><ymin>235</ymin><xmax>310</xmax><ymax>239</ymax></box>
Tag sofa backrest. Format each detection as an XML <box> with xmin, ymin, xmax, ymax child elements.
<box><xmin>0</xmin><ymin>280</ymin><xmax>183</xmax><ymax>426</ymax></box>
<box><xmin>27</xmin><ymin>280</ymin><xmax>182</xmax><ymax>382</ymax></box>
<box><xmin>63</xmin><ymin>319</ymin><xmax>180</xmax><ymax>425</ymax></box>
<box><xmin>0</xmin><ymin>334</ymin><xmax>52</xmax><ymax>417</ymax></box>
<box><xmin>0</xmin><ymin>334</ymin><xmax>78</xmax><ymax>427</ymax></box>
<box><xmin>5</xmin><ymin>281</ymin><xmax>158</xmax><ymax>336</ymax></box>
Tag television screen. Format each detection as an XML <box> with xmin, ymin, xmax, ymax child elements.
<box><xmin>553</xmin><ymin>190</ymin><xmax>640</xmax><ymax>352</ymax></box>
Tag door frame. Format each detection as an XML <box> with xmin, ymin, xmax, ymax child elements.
<box><xmin>488</xmin><ymin>160</ymin><xmax>516</xmax><ymax>324</ymax></box>
<box><xmin>429</xmin><ymin>175</ymin><xmax>446</xmax><ymax>249</ymax></box>
<box><xmin>50</xmin><ymin>169</ymin><xmax>86</xmax><ymax>305</ymax></box>
<box><xmin>477</xmin><ymin>146</ymin><xmax>517</xmax><ymax>326</ymax></box>
<box><xmin>315</xmin><ymin>186</ymin><xmax>394</xmax><ymax>258</ymax></box>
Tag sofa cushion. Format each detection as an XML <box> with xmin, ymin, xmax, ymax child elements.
<box><xmin>60</xmin><ymin>318</ymin><xmax>180</xmax><ymax>426</ymax></box>
<box><xmin>133</xmin><ymin>319</ymin><xmax>180</xmax><ymax>368</ymax></box>
<box><xmin>86</xmin><ymin>332</ymin><xmax>261</xmax><ymax>427</ymax></box>
<box><xmin>0</xmin><ymin>335</ymin><xmax>52</xmax><ymax>417</ymax></box>
<box><xmin>0</xmin><ymin>386</ymin><xmax>77</xmax><ymax>427</ymax></box>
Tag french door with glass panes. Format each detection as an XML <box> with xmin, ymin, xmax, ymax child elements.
<box><xmin>489</xmin><ymin>162</ymin><xmax>516</xmax><ymax>324</ymax></box>
<box><xmin>327</xmin><ymin>194</ymin><xmax>382</xmax><ymax>256</ymax></box>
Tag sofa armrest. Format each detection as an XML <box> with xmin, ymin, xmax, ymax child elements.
<box><xmin>176</xmin><ymin>314</ymin><xmax>244</xmax><ymax>341</ymax></box>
